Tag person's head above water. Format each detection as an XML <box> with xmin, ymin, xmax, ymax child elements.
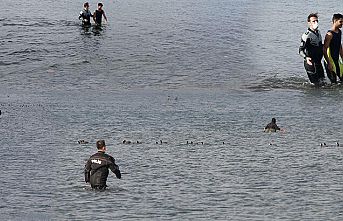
<box><xmin>332</xmin><ymin>13</ymin><xmax>343</xmax><ymax>28</ymax></box>
<box><xmin>96</xmin><ymin>140</ymin><xmax>106</xmax><ymax>151</ymax></box>
<box><xmin>307</xmin><ymin>13</ymin><xmax>319</xmax><ymax>31</ymax></box>
<box><xmin>271</xmin><ymin>118</ymin><xmax>276</xmax><ymax>123</ymax></box>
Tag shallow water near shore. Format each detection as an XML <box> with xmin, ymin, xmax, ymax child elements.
<box><xmin>1</xmin><ymin>0</ymin><xmax>343</xmax><ymax>220</ymax></box>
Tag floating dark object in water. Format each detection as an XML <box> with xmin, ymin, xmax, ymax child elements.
<box><xmin>78</xmin><ymin>140</ymin><xmax>89</xmax><ymax>144</ymax></box>
<box><xmin>320</xmin><ymin>142</ymin><xmax>339</xmax><ymax>147</ymax></box>
<box><xmin>123</xmin><ymin>140</ymin><xmax>132</xmax><ymax>144</ymax></box>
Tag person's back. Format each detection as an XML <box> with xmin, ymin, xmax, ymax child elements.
<box><xmin>85</xmin><ymin>140</ymin><xmax>121</xmax><ymax>190</ymax></box>
<box><xmin>264</xmin><ymin>118</ymin><xmax>280</xmax><ymax>132</ymax></box>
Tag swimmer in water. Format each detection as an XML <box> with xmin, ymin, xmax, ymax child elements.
<box><xmin>84</xmin><ymin>140</ymin><xmax>121</xmax><ymax>190</ymax></box>
<box><xmin>264</xmin><ymin>118</ymin><xmax>281</xmax><ymax>132</ymax></box>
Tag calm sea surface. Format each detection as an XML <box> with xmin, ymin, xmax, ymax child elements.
<box><xmin>1</xmin><ymin>0</ymin><xmax>343</xmax><ymax>220</ymax></box>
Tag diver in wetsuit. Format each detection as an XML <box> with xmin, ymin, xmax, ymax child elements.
<box><xmin>79</xmin><ymin>2</ymin><xmax>93</xmax><ymax>26</ymax></box>
<box><xmin>323</xmin><ymin>13</ymin><xmax>343</xmax><ymax>83</ymax></box>
<box><xmin>299</xmin><ymin>13</ymin><xmax>326</xmax><ymax>86</ymax></box>
<box><xmin>264</xmin><ymin>118</ymin><xmax>280</xmax><ymax>132</ymax></box>
<box><xmin>85</xmin><ymin>140</ymin><xmax>121</xmax><ymax>190</ymax></box>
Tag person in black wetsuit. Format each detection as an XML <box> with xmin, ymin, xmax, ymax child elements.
<box><xmin>299</xmin><ymin>13</ymin><xmax>326</xmax><ymax>86</ymax></box>
<box><xmin>85</xmin><ymin>140</ymin><xmax>121</xmax><ymax>190</ymax></box>
<box><xmin>93</xmin><ymin>3</ymin><xmax>108</xmax><ymax>26</ymax></box>
<box><xmin>323</xmin><ymin>13</ymin><xmax>343</xmax><ymax>83</ymax></box>
<box><xmin>79</xmin><ymin>2</ymin><xmax>93</xmax><ymax>26</ymax></box>
<box><xmin>264</xmin><ymin>118</ymin><xmax>280</xmax><ymax>132</ymax></box>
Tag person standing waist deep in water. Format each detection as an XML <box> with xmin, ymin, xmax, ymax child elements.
<box><xmin>84</xmin><ymin>140</ymin><xmax>121</xmax><ymax>190</ymax></box>
<box><xmin>79</xmin><ymin>2</ymin><xmax>93</xmax><ymax>26</ymax></box>
<box><xmin>93</xmin><ymin>2</ymin><xmax>108</xmax><ymax>26</ymax></box>
<box><xmin>323</xmin><ymin>13</ymin><xmax>343</xmax><ymax>84</ymax></box>
<box><xmin>299</xmin><ymin>13</ymin><xmax>326</xmax><ymax>86</ymax></box>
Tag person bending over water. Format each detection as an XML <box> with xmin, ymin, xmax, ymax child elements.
<box><xmin>85</xmin><ymin>140</ymin><xmax>121</xmax><ymax>190</ymax></box>
<box><xmin>264</xmin><ymin>118</ymin><xmax>280</xmax><ymax>132</ymax></box>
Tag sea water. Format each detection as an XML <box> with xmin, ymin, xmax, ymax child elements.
<box><xmin>1</xmin><ymin>0</ymin><xmax>343</xmax><ymax>220</ymax></box>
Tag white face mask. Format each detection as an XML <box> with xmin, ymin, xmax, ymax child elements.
<box><xmin>312</xmin><ymin>22</ymin><xmax>319</xmax><ymax>30</ymax></box>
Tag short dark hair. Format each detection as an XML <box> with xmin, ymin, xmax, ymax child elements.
<box><xmin>332</xmin><ymin>13</ymin><xmax>343</xmax><ymax>22</ymax></box>
<box><xmin>96</xmin><ymin>140</ymin><xmax>106</xmax><ymax>149</ymax></box>
<box><xmin>98</xmin><ymin>3</ymin><xmax>103</xmax><ymax>7</ymax></box>
<box><xmin>307</xmin><ymin>13</ymin><xmax>318</xmax><ymax>22</ymax></box>
<box><xmin>84</xmin><ymin>2</ymin><xmax>89</xmax><ymax>7</ymax></box>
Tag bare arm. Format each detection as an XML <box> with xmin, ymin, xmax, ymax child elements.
<box><xmin>92</xmin><ymin>11</ymin><xmax>96</xmax><ymax>23</ymax></box>
<box><xmin>103</xmin><ymin>11</ymin><xmax>108</xmax><ymax>22</ymax></box>
<box><xmin>323</xmin><ymin>32</ymin><xmax>333</xmax><ymax>71</ymax></box>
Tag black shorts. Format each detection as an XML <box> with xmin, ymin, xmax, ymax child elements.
<box><xmin>304</xmin><ymin>61</ymin><xmax>325</xmax><ymax>85</ymax></box>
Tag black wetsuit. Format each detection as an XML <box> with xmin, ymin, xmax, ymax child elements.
<box><xmin>265</xmin><ymin>122</ymin><xmax>280</xmax><ymax>132</ymax></box>
<box><xmin>79</xmin><ymin>9</ymin><xmax>92</xmax><ymax>26</ymax></box>
<box><xmin>325</xmin><ymin>30</ymin><xmax>342</xmax><ymax>83</ymax></box>
<box><xmin>85</xmin><ymin>151</ymin><xmax>121</xmax><ymax>189</ymax></box>
<box><xmin>94</xmin><ymin>9</ymin><xmax>104</xmax><ymax>25</ymax></box>
<box><xmin>299</xmin><ymin>28</ymin><xmax>325</xmax><ymax>85</ymax></box>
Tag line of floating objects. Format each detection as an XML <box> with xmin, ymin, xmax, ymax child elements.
<box><xmin>77</xmin><ymin>139</ymin><xmax>228</xmax><ymax>146</ymax></box>
<box><xmin>78</xmin><ymin>139</ymin><xmax>340</xmax><ymax>147</ymax></box>
<box><xmin>320</xmin><ymin>142</ymin><xmax>339</xmax><ymax>147</ymax></box>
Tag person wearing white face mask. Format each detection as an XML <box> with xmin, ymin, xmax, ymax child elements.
<box><xmin>299</xmin><ymin>13</ymin><xmax>326</xmax><ymax>86</ymax></box>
